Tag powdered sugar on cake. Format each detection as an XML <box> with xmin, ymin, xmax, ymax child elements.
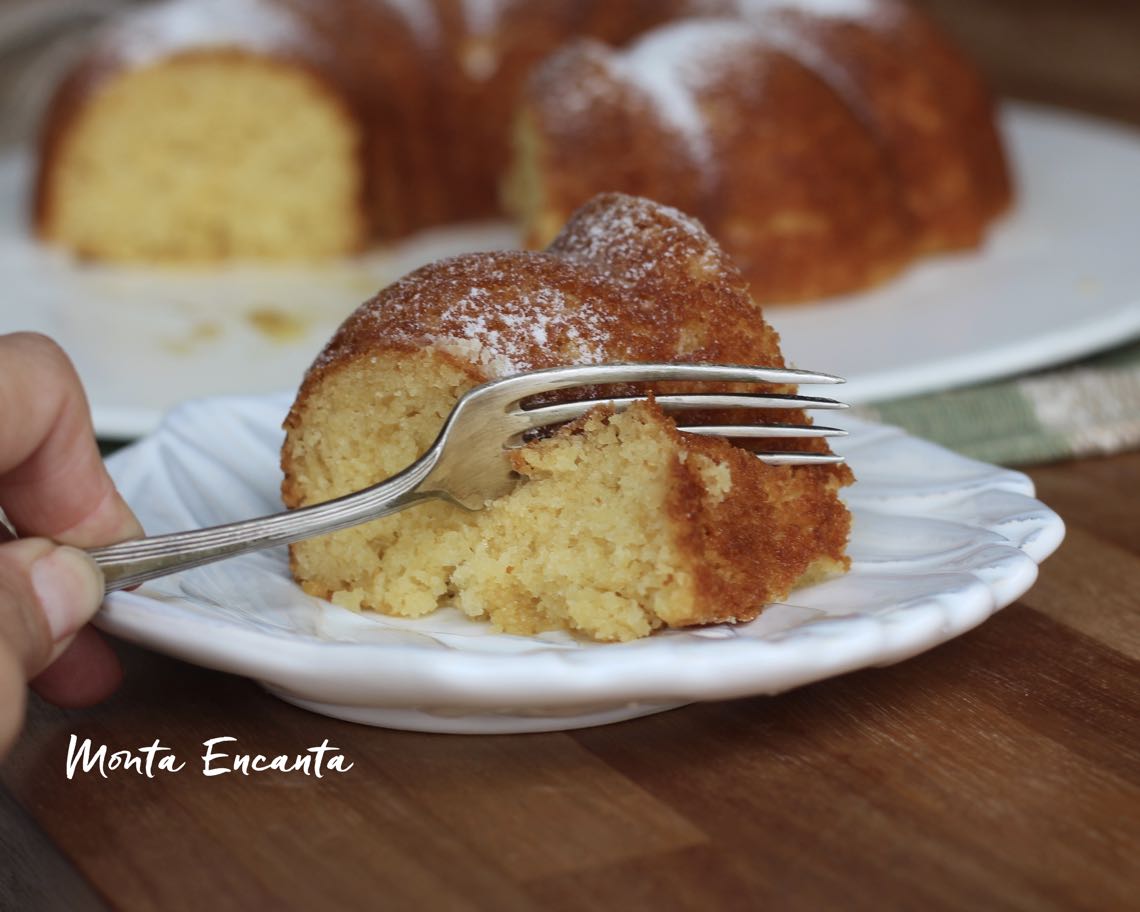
<box><xmin>430</xmin><ymin>289</ymin><xmax>616</xmax><ymax>376</ymax></box>
<box><xmin>330</xmin><ymin>253</ymin><xmax>621</xmax><ymax>378</ymax></box>
<box><xmin>104</xmin><ymin>0</ymin><xmax>309</xmax><ymax>69</ymax></box>
<box><xmin>551</xmin><ymin>192</ymin><xmax>732</xmax><ymax>291</ymax></box>
<box><xmin>460</xmin><ymin>0</ymin><xmax>516</xmax><ymax>35</ymax></box>
<box><xmin>305</xmin><ymin>193</ymin><xmax>780</xmax><ymax>404</ymax></box>
<box><xmin>757</xmin><ymin>19</ymin><xmax>866</xmax><ymax>112</ymax></box>
<box><xmin>609</xmin><ymin>21</ymin><xmax>761</xmax><ymax>179</ymax></box>
<box><xmin>726</xmin><ymin>0</ymin><xmax>886</xmax><ymax>21</ymax></box>
<box><xmin>376</xmin><ymin>0</ymin><xmax>440</xmax><ymax>46</ymax></box>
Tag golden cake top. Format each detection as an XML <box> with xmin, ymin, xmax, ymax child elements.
<box><xmin>305</xmin><ymin>193</ymin><xmax>787</xmax><ymax>387</ymax></box>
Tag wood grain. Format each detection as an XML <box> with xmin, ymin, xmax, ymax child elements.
<box><xmin>3</xmin><ymin>0</ymin><xmax>1140</xmax><ymax>909</ymax></box>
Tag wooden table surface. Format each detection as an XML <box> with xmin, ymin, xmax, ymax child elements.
<box><xmin>3</xmin><ymin>1</ymin><xmax>1139</xmax><ymax>910</ymax></box>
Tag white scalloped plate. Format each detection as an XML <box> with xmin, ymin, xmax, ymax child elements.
<box><xmin>3</xmin><ymin>102</ymin><xmax>1140</xmax><ymax>437</ymax></box>
<box><xmin>98</xmin><ymin>393</ymin><xmax>1064</xmax><ymax>733</ymax></box>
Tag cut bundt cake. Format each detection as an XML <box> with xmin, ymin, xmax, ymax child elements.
<box><xmin>281</xmin><ymin>194</ymin><xmax>853</xmax><ymax>641</ymax></box>
<box><xmin>34</xmin><ymin>0</ymin><xmax>1008</xmax><ymax>293</ymax></box>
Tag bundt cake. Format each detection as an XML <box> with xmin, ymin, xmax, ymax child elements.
<box><xmin>280</xmin><ymin>193</ymin><xmax>853</xmax><ymax>641</ymax></box>
<box><xmin>32</xmin><ymin>0</ymin><xmax>1009</xmax><ymax>301</ymax></box>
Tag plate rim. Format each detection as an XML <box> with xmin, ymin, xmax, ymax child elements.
<box><xmin>96</xmin><ymin>401</ymin><xmax>1066</xmax><ymax>713</ymax></box>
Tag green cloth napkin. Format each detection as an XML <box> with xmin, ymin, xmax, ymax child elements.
<box><xmin>852</xmin><ymin>338</ymin><xmax>1140</xmax><ymax>466</ymax></box>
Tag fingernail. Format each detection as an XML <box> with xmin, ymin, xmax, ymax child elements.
<box><xmin>117</xmin><ymin>515</ymin><xmax>144</xmax><ymax>542</ymax></box>
<box><xmin>31</xmin><ymin>547</ymin><xmax>105</xmax><ymax>641</ymax></box>
<box><xmin>114</xmin><ymin>500</ymin><xmax>145</xmax><ymax>542</ymax></box>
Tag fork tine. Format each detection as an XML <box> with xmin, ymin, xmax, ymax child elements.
<box><xmin>675</xmin><ymin>424</ymin><xmax>848</xmax><ymax>439</ymax></box>
<box><xmin>492</xmin><ymin>362</ymin><xmax>844</xmax><ymax>403</ymax></box>
<box><xmin>753</xmin><ymin>452</ymin><xmax>847</xmax><ymax>466</ymax></box>
<box><xmin>518</xmin><ymin>393</ymin><xmax>848</xmax><ymax>428</ymax></box>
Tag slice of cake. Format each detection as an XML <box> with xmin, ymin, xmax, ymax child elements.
<box><xmin>281</xmin><ymin>193</ymin><xmax>853</xmax><ymax>641</ymax></box>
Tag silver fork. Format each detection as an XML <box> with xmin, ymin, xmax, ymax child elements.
<box><xmin>90</xmin><ymin>363</ymin><xmax>848</xmax><ymax>592</ymax></box>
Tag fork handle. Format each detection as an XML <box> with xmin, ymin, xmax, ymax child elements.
<box><xmin>89</xmin><ymin>457</ymin><xmax>440</xmax><ymax>593</ymax></box>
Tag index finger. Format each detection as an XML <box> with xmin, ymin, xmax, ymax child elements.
<box><xmin>0</xmin><ymin>333</ymin><xmax>141</xmax><ymax>547</ymax></box>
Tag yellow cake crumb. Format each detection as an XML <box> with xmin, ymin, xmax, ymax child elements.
<box><xmin>39</xmin><ymin>53</ymin><xmax>363</xmax><ymax>262</ymax></box>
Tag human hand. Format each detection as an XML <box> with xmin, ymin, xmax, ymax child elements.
<box><xmin>0</xmin><ymin>333</ymin><xmax>142</xmax><ymax>755</ymax></box>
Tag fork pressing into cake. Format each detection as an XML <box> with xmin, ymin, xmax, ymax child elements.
<box><xmin>90</xmin><ymin>363</ymin><xmax>847</xmax><ymax>592</ymax></box>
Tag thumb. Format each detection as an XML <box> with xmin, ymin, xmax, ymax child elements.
<box><xmin>0</xmin><ymin>538</ymin><xmax>105</xmax><ymax>676</ymax></box>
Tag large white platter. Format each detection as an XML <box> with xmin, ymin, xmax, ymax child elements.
<box><xmin>98</xmin><ymin>392</ymin><xmax>1064</xmax><ymax>734</ymax></box>
<box><xmin>3</xmin><ymin>103</ymin><xmax>1138</xmax><ymax>437</ymax></box>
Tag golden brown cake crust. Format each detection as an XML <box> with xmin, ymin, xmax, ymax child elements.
<box><xmin>295</xmin><ymin>192</ymin><xmax>782</xmax><ymax>385</ymax></box>
<box><xmin>754</xmin><ymin>0</ymin><xmax>1012</xmax><ymax>249</ymax></box>
<box><xmin>665</xmin><ymin>427</ymin><xmax>851</xmax><ymax>625</ymax></box>
<box><xmin>517</xmin><ymin>28</ymin><xmax>916</xmax><ymax>303</ymax></box>
<box><xmin>511</xmin><ymin>0</ymin><xmax>1012</xmax><ymax>302</ymax></box>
